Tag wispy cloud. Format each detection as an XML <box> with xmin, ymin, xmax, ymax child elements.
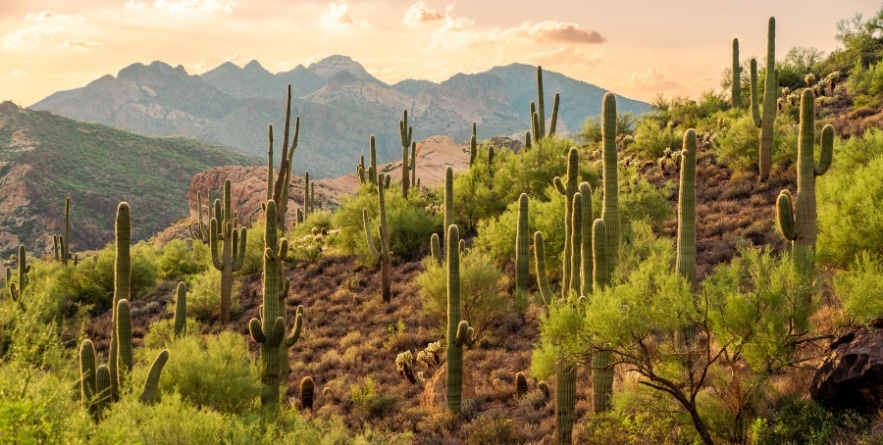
<box><xmin>320</xmin><ymin>1</ymin><xmax>368</xmax><ymax>28</ymax></box>
<box><xmin>124</xmin><ymin>0</ymin><xmax>237</xmax><ymax>16</ymax></box>
<box><xmin>62</xmin><ymin>39</ymin><xmax>105</xmax><ymax>50</ymax></box>
<box><xmin>623</xmin><ymin>66</ymin><xmax>683</xmax><ymax>91</ymax></box>
<box><xmin>516</xmin><ymin>21</ymin><xmax>605</xmax><ymax>44</ymax></box>
<box><xmin>1</xmin><ymin>11</ymin><xmax>85</xmax><ymax>51</ymax></box>
<box><xmin>530</xmin><ymin>46</ymin><xmax>602</xmax><ymax>67</ymax></box>
<box><xmin>403</xmin><ymin>1</ymin><xmax>442</xmax><ymax>25</ymax></box>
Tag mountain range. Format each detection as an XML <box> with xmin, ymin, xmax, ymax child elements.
<box><xmin>31</xmin><ymin>56</ymin><xmax>650</xmax><ymax>178</ymax></box>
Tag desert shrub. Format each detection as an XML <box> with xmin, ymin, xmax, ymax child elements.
<box><xmin>186</xmin><ymin>268</ymin><xmax>239</xmax><ymax>320</ymax></box>
<box><xmin>618</xmin><ymin>166</ymin><xmax>674</xmax><ymax>235</ymax></box>
<box><xmin>142</xmin><ymin>317</ymin><xmax>200</xmax><ymax>348</ymax></box>
<box><xmin>847</xmin><ymin>59</ymin><xmax>883</xmax><ymax>107</ymax></box>
<box><xmin>630</xmin><ymin>118</ymin><xmax>684</xmax><ymax>160</ymax></box>
<box><xmin>241</xmin><ymin>222</ymin><xmax>265</xmax><ymax>275</ymax></box>
<box><xmin>333</xmin><ymin>183</ymin><xmax>440</xmax><ymax>266</ymax></box>
<box><xmin>818</xmin><ymin>153</ymin><xmax>883</xmax><ymax>267</ymax></box>
<box><xmin>748</xmin><ymin>396</ymin><xmax>867</xmax><ymax>445</ymax></box>
<box><xmin>463</xmin><ymin>412</ymin><xmax>519</xmax><ymax>445</ymax></box>
<box><xmin>158</xmin><ymin>238</ymin><xmax>209</xmax><ymax>281</ymax></box>
<box><xmin>350</xmin><ymin>376</ymin><xmax>398</xmax><ymax>422</ymax></box>
<box><xmin>290</xmin><ymin>209</ymin><xmax>333</xmax><ymax>240</ymax></box>
<box><xmin>416</xmin><ymin>249</ymin><xmax>512</xmax><ymax>344</ymax></box>
<box><xmin>715</xmin><ymin>112</ymin><xmax>799</xmax><ymax>173</ymax></box>
<box><xmin>833</xmin><ymin>252</ymin><xmax>883</xmax><ymax>323</ymax></box>
<box><xmin>138</xmin><ymin>331</ymin><xmax>260</xmax><ymax>414</ymax></box>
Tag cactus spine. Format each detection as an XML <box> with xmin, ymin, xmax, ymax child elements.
<box><xmin>248</xmin><ymin>200</ymin><xmax>304</xmax><ymax>414</ymax></box>
<box><xmin>515</xmin><ymin>193</ymin><xmax>530</xmax><ymax>293</ymax></box>
<box><xmin>363</xmin><ymin>173</ymin><xmax>392</xmax><ymax>302</ymax></box>
<box><xmin>174</xmin><ymin>281</ymin><xmax>187</xmax><ymax>337</ymax></box>
<box><xmin>732</xmin><ymin>38</ymin><xmax>741</xmax><ymax>108</ymax></box>
<box><xmin>751</xmin><ymin>17</ymin><xmax>777</xmax><ymax>181</ymax></box>
<box><xmin>210</xmin><ymin>179</ymin><xmax>247</xmax><ymax>323</ymax></box>
<box><xmin>775</xmin><ymin>89</ymin><xmax>834</xmax><ymax>326</ymax></box>
<box><xmin>400</xmin><ymin>110</ymin><xmax>412</xmax><ymax>197</ymax></box>
<box><xmin>446</xmin><ymin>224</ymin><xmax>472</xmax><ymax>413</ymax></box>
<box><xmin>601</xmin><ymin>92</ymin><xmax>620</xmax><ymax>273</ymax></box>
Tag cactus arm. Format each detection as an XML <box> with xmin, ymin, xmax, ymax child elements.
<box><xmin>816</xmin><ymin>125</ymin><xmax>834</xmax><ymax>175</ymax></box>
<box><xmin>430</xmin><ymin>232</ymin><xmax>441</xmax><ymax>265</ymax></box>
<box><xmin>283</xmin><ymin>305</ymin><xmax>304</xmax><ymax>347</ymax></box>
<box><xmin>249</xmin><ymin>318</ymin><xmax>266</xmax><ymax>343</ymax></box>
<box><xmin>139</xmin><ymin>349</ymin><xmax>169</xmax><ymax>405</ymax></box>
<box><xmin>750</xmin><ymin>58</ymin><xmax>761</xmax><ymax>127</ymax></box>
<box><xmin>174</xmin><ymin>282</ymin><xmax>186</xmax><ymax>337</ymax></box>
<box><xmin>116</xmin><ymin>299</ymin><xmax>133</xmax><ymax>376</ymax></box>
<box><xmin>79</xmin><ymin>339</ymin><xmax>97</xmax><ymax>420</ymax></box>
<box><xmin>533</xmin><ymin>231</ymin><xmax>554</xmax><ymax>306</ymax></box>
<box><xmin>362</xmin><ymin>209</ymin><xmax>381</xmax><ymax>259</ymax></box>
<box><xmin>515</xmin><ymin>193</ymin><xmax>530</xmax><ymax>293</ymax></box>
<box><xmin>578</xmin><ymin>182</ymin><xmax>594</xmax><ymax>297</ymax></box>
<box><xmin>536</xmin><ymin>66</ymin><xmax>546</xmax><ymax>140</ymax></box>
<box><xmin>95</xmin><ymin>365</ymin><xmax>111</xmax><ymax>422</ymax></box>
<box><xmin>549</xmin><ymin>92</ymin><xmax>559</xmax><ymax>137</ymax></box>
<box><xmin>775</xmin><ymin>191</ymin><xmax>796</xmax><ymax>241</ymax></box>
<box><xmin>569</xmin><ymin>192</ymin><xmax>583</xmax><ymax>294</ymax></box>
<box><xmin>592</xmin><ymin>219</ymin><xmax>609</xmax><ymax>290</ymax></box>
<box><xmin>552</xmin><ymin>177</ymin><xmax>566</xmax><ymax>195</ymax></box>
<box><xmin>209</xmin><ymin>218</ymin><xmax>223</xmax><ymax>270</ymax></box>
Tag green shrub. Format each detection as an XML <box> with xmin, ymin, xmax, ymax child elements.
<box><xmin>158</xmin><ymin>239</ymin><xmax>209</xmax><ymax>281</ymax></box>
<box><xmin>138</xmin><ymin>331</ymin><xmax>260</xmax><ymax>414</ymax></box>
<box><xmin>186</xmin><ymin>268</ymin><xmax>239</xmax><ymax>321</ymax></box>
<box><xmin>715</xmin><ymin>112</ymin><xmax>798</xmax><ymax>173</ymax></box>
<box><xmin>833</xmin><ymin>252</ymin><xmax>883</xmax><ymax>323</ymax></box>
<box><xmin>748</xmin><ymin>397</ymin><xmax>867</xmax><ymax>445</ymax></box>
<box><xmin>241</xmin><ymin>221</ymin><xmax>265</xmax><ymax>275</ymax></box>
<box><xmin>463</xmin><ymin>412</ymin><xmax>519</xmax><ymax>445</ymax></box>
<box><xmin>416</xmin><ymin>249</ymin><xmax>511</xmax><ymax>343</ymax></box>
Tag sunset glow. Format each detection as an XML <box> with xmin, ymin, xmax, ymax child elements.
<box><xmin>1</xmin><ymin>0</ymin><xmax>879</xmax><ymax>107</ymax></box>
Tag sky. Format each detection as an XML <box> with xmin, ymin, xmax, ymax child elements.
<box><xmin>1</xmin><ymin>0</ymin><xmax>880</xmax><ymax>107</ymax></box>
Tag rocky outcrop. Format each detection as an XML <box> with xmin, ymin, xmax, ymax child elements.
<box><xmin>811</xmin><ymin>320</ymin><xmax>883</xmax><ymax>411</ymax></box>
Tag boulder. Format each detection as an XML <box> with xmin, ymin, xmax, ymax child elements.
<box><xmin>811</xmin><ymin>319</ymin><xmax>883</xmax><ymax>411</ymax></box>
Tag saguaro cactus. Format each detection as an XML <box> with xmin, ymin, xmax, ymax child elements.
<box><xmin>515</xmin><ymin>371</ymin><xmax>529</xmax><ymax>398</ymax></box>
<box><xmin>446</xmin><ymin>224</ymin><xmax>473</xmax><ymax>413</ymax></box>
<box><xmin>139</xmin><ymin>349</ymin><xmax>169</xmax><ymax>405</ymax></box>
<box><xmin>751</xmin><ymin>17</ymin><xmax>777</xmax><ymax>181</ymax></box>
<box><xmin>677</xmin><ymin>129</ymin><xmax>697</xmax><ymax>289</ymax></box>
<box><xmin>266</xmin><ymin>85</ymin><xmax>301</xmax><ymax>230</ymax></box>
<box><xmin>248</xmin><ymin>200</ymin><xmax>304</xmax><ymax>414</ymax></box>
<box><xmin>578</xmin><ymin>183</ymin><xmax>594</xmax><ymax>297</ymax></box>
<box><xmin>79</xmin><ymin>339</ymin><xmax>98</xmax><ymax>421</ymax></box>
<box><xmin>109</xmin><ymin>202</ymin><xmax>131</xmax><ymax>400</ymax></box>
<box><xmin>174</xmin><ymin>281</ymin><xmax>187</xmax><ymax>337</ymax></box>
<box><xmin>553</xmin><ymin>148</ymin><xmax>580</xmax><ymax>291</ymax></box>
<box><xmin>601</xmin><ymin>92</ymin><xmax>620</xmax><ymax>273</ymax></box>
<box><xmin>534</xmin><ymin>66</ymin><xmax>561</xmax><ymax>139</ymax></box>
<box><xmin>210</xmin><ymin>179</ymin><xmax>247</xmax><ymax>323</ymax></box>
<box><xmin>54</xmin><ymin>197</ymin><xmax>73</xmax><ymax>264</ymax></box>
<box><xmin>515</xmin><ymin>193</ymin><xmax>530</xmax><ymax>293</ymax></box>
<box><xmin>6</xmin><ymin>245</ymin><xmax>29</xmax><ymax>301</ymax></box>
<box><xmin>300</xmin><ymin>376</ymin><xmax>315</xmax><ymax>410</ymax></box>
<box><xmin>469</xmin><ymin>123</ymin><xmax>477</xmax><ymax>166</ymax></box>
<box><xmin>732</xmin><ymin>38</ymin><xmax>742</xmax><ymax>108</ymax></box>
<box><xmin>400</xmin><ymin>110</ymin><xmax>413</xmax><ymax>197</ymax></box>
<box><xmin>363</xmin><ymin>173</ymin><xmax>392</xmax><ymax>302</ymax></box>
<box><xmin>775</xmin><ymin>89</ymin><xmax>834</xmax><ymax>327</ymax></box>
<box><xmin>189</xmin><ymin>190</ymin><xmax>213</xmax><ymax>244</ymax></box>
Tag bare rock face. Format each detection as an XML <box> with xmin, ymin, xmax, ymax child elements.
<box><xmin>811</xmin><ymin>320</ymin><xmax>883</xmax><ymax>411</ymax></box>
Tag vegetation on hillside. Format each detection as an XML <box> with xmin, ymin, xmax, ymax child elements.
<box><xmin>5</xmin><ymin>8</ymin><xmax>883</xmax><ymax>445</ymax></box>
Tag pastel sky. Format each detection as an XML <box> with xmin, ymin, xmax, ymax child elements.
<box><xmin>1</xmin><ymin>0</ymin><xmax>880</xmax><ymax>107</ymax></box>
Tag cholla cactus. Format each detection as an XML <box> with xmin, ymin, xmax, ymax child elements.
<box><xmin>395</xmin><ymin>350</ymin><xmax>417</xmax><ymax>383</ymax></box>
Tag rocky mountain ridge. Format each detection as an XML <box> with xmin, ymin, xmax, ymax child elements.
<box><xmin>30</xmin><ymin>56</ymin><xmax>650</xmax><ymax>178</ymax></box>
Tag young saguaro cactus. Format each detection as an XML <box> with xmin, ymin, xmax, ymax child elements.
<box><xmin>553</xmin><ymin>147</ymin><xmax>580</xmax><ymax>291</ymax></box>
<box><xmin>6</xmin><ymin>245</ymin><xmax>29</xmax><ymax>301</ymax></box>
<box><xmin>469</xmin><ymin>123</ymin><xmax>477</xmax><ymax>166</ymax></box>
<box><xmin>189</xmin><ymin>190</ymin><xmax>213</xmax><ymax>244</ymax></box>
<box><xmin>515</xmin><ymin>193</ymin><xmax>530</xmax><ymax>293</ymax></box>
<box><xmin>210</xmin><ymin>179</ymin><xmax>247</xmax><ymax>323</ymax></box>
<box><xmin>54</xmin><ymin>197</ymin><xmax>73</xmax><ymax>264</ymax></box>
<box><xmin>400</xmin><ymin>110</ymin><xmax>413</xmax><ymax>197</ymax></box>
<box><xmin>174</xmin><ymin>281</ymin><xmax>187</xmax><ymax>337</ymax></box>
<box><xmin>79</xmin><ymin>339</ymin><xmax>98</xmax><ymax>421</ymax></box>
<box><xmin>732</xmin><ymin>38</ymin><xmax>742</xmax><ymax>108</ymax></box>
<box><xmin>776</xmin><ymin>88</ymin><xmax>834</xmax><ymax>289</ymax></box>
<box><xmin>446</xmin><ymin>224</ymin><xmax>473</xmax><ymax>413</ymax></box>
<box><xmin>248</xmin><ymin>200</ymin><xmax>304</xmax><ymax>414</ymax></box>
<box><xmin>751</xmin><ymin>17</ymin><xmax>777</xmax><ymax>181</ymax></box>
<box><xmin>363</xmin><ymin>173</ymin><xmax>392</xmax><ymax>302</ymax></box>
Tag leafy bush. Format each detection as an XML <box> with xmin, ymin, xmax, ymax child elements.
<box><xmin>847</xmin><ymin>59</ymin><xmax>883</xmax><ymax>107</ymax></box>
<box><xmin>748</xmin><ymin>396</ymin><xmax>867</xmax><ymax>445</ymax></box>
<box><xmin>138</xmin><ymin>331</ymin><xmax>260</xmax><ymax>414</ymax></box>
<box><xmin>714</xmin><ymin>112</ymin><xmax>798</xmax><ymax>173</ymax></box>
<box><xmin>833</xmin><ymin>252</ymin><xmax>883</xmax><ymax>323</ymax></box>
<box><xmin>186</xmin><ymin>267</ymin><xmax>238</xmax><ymax>321</ymax></box>
<box><xmin>416</xmin><ymin>249</ymin><xmax>511</xmax><ymax>343</ymax></box>
<box><xmin>158</xmin><ymin>238</ymin><xmax>209</xmax><ymax>281</ymax></box>
<box><xmin>818</xmin><ymin>152</ymin><xmax>883</xmax><ymax>267</ymax></box>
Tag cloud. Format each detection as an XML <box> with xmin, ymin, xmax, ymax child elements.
<box><xmin>9</xmin><ymin>69</ymin><xmax>27</xmax><ymax>78</ymax></box>
<box><xmin>623</xmin><ymin>66</ymin><xmax>683</xmax><ymax>92</ymax></box>
<box><xmin>320</xmin><ymin>1</ymin><xmax>368</xmax><ymax>28</ymax></box>
<box><xmin>403</xmin><ymin>1</ymin><xmax>442</xmax><ymax>25</ymax></box>
<box><xmin>62</xmin><ymin>39</ymin><xmax>105</xmax><ymax>50</ymax></box>
<box><xmin>530</xmin><ymin>46</ymin><xmax>602</xmax><ymax>67</ymax></box>
<box><xmin>1</xmin><ymin>11</ymin><xmax>85</xmax><ymax>51</ymax></box>
<box><xmin>517</xmin><ymin>21</ymin><xmax>605</xmax><ymax>44</ymax></box>
<box><xmin>125</xmin><ymin>0</ymin><xmax>236</xmax><ymax>16</ymax></box>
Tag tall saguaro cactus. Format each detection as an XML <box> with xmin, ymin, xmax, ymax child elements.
<box><xmin>109</xmin><ymin>202</ymin><xmax>131</xmax><ymax>400</ymax></box>
<box><xmin>534</xmin><ymin>66</ymin><xmax>561</xmax><ymax>140</ymax></box>
<box><xmin>601</xmin><ymin>92</ymin><xmax>620</xmax><ymax>273</ymax></box>
<box><xmin>553</xmin><ymin>148</ymin><xmax>580</xmax><ymax>292</ymax></box>
<box><xmin>515</xmin><ymin>193</ymin><xmax>530</xmax><ymax>293</ymax></box>
<box><xmin>677</xmin><ymin>129</ymin><xmax>698</xmax><ymax>289</ymax></box>
<box><xmin>775</xmin><ymin>89</ymin><xmax>834</xmax><ymax>327</ymax></box>
<box><xmin>174</xmin><ymin>282</ymin><xmax>187</xmax><ymax>337</ymax></box>
<box><xmin>400</xmin><ymin>110</ymin><xmax>413</xmax><ymax>197</ymax></box>
<box><xmin>364</xmin><ymin>173</ymin><xmax>392</xmax><ymax>302</ymax></box>
<box><xmin>732</xmin><ymin>38</ymin><xmax>742</xmax><ymax>108</ymax></box>
<box><xmin>189</xmin><ymin>190</ymin><xmax>213</xmax><ymax>244</ymax></box>
<box><xmin>248</xmin><ymin>200</ymin><xmax>304</xmax><ymax>415</ymax></box>
<box><xmin>210</xmin><ymin>179</ymin><xmax>247</xmax><ymax>323</ymax></box>
<box><xmin>751</xmin><ymin>17</ymin><xmax>777</xmax><ymax>181</ymax></box>
<box><xmin>469</xmin><ymin>123</ymin><xmax>477</xmax><ymax>166</ymax></box>
<box><xmin>446</xmin><ymin>224</ymin><xmax>472</xmax><ymax>413</ymax></box>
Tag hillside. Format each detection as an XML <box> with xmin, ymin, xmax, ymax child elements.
<box><xmin>29</xmin><ymin>56</ymin><xmax>650</xmax><ymax>178</ymax></box>
<box><xmin>0</xmin><ymin>101</ymin><xmax>254</xmax><ymax>257</ymax></box>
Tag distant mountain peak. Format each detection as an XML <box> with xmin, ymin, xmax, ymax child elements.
<box><xmin>243</xmin><ymin>59</ymin><xmax>268</xmax><ymax>72</ymax></box>
<box><xmin>307</xmin><ymin>55</ymin><xmax>375</xmax><ymax>83</ymax></box>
